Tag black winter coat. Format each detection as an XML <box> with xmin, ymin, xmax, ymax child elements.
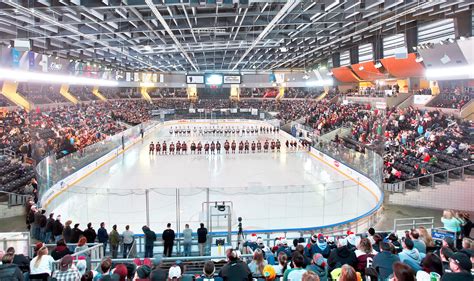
<box><xmin>0</xmin><ymin>264</ymin><xmax>24</xmax><ymax>281</ymax></box>
<box><xmin>52</xmin><ymin>220</ymin><xmax>64</xmax><ymax>237</ymax></box>
<box><xmin>327</xmin><ymin>246</ymin><xmax>357</xmax><ymax>272</ymax></box>
<box><xmin>197</xmin><ymin>227</ymin><xmax>208</xmax><ymax>243</ymax></box>
<box><xmin>70</xmin><ymin>227</ymin><xmax>83</xmax><ymax>243</ymax></box>
<box><xmin>83</xmin><ymin>227</ymin><xmax>97</xmax><ymax>243</ymax></box>
<box><xmin>218</xmin><ymin>260</ymin><xmax>253</xmax><ymax>281</ymax></box>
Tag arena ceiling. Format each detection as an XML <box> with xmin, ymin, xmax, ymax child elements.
<box><xmin>0</xmin><ymin>0</ymin><xmax>471</xmax><ymax>73</ymax></box>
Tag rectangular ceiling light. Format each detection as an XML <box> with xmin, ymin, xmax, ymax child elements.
<box><xmin>325</xmin><ymin>0</ymin><xmax>341</xmax><ymax>12</ymax></box>
<box><xmin>0</xmin><ymin>68</ymin><xmax>119</xmax><ymax>87</ymax></box>
<box><xmin>365</xmin><ymin>0</ymin><xmax>384</xmax><ymax>10</ymax></box>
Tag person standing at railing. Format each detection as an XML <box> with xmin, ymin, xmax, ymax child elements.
<box><xmin>122</xmin><ymin>225</ymin><xmax>134</xmax><ymax>258</ymax></box>
<box><xmin>143</xmin><ymin>225</ymin><xmax>157</xmax><ymax>258</ymax></box>
<box><xmin>162</xmin><ymin>223</ymin><xmax>175</xmax><ymax>257</ymax></box>
<box><xmin>83</xmin><ymin>223</ymin><xmax>97</xmax><ymax>244</ymax></box>
<box><xmin>38</xmin><ymin>210</ymin><xmax>47</xmax><ymax>243</ymax></box>
<box><xmin>97</xmin><ymin>222</ymin><xmax>109</xmax><ymax>256</ymax></box>
<box><xmin>109</xmin><ymin>225</ymin><xmax>120</xmax><ymax>259</ymax></box>
<box><xmin>197</xmin><ymin>223</ymin><xmax>208</xmax><ymax>256</ymax></box>
<box><xmin>33</xmin><ymin>208</ymin><xmax>45</xmax><ymax>240</ymax></box>
<box><xmin>182</xmin><ymin>224</ymin><xmax>192</xmax><ymax>257</ymax></box>
<box><xmin>52</xmin><ymin>215</ymin><xmax>64</xmax><ymax>243</ymax></box>
<box><xmin>44</xmin><ymin>213</ymin><xmax>55</xmax><ymax>244</ymax></box>
<box><xmin>441</xmin><ymin>210</ymin><xmax>464</xmax><ymax>247</ymax></box>
<box><xmin>70</xmin><ymin>224</ymin><xmax>83</xmax><ymax>245</ymax></box>
<box><xmin>63</xmin><ymin>220</ymin><xmax>73</xmax><ymax>245</ymax></box>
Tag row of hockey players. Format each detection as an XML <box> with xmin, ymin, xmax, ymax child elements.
<box><xmin>168</xmin><ymin>126</ymin><xmax>279</xmax><ymax>135</ymax></box>
<box><xmin>149</xmin><ymin>139</ymin><xmax>301</xmax><ymax>154</ymax></box>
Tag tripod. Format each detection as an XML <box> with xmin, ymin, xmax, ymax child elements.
<box><xmin>236</xmin><ymin>217</ymin><xmax>245</xmax><ymax>250</ymax></box>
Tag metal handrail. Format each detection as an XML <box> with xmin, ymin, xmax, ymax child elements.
<box><xmin>0</xmin><ymin>190</ymin><xmax>31</xmax><ymax>208</ymax></box>
<box><xmin>126</xmin><ymin>239</ymin><xmax>137</xmax><ymax>259</ymax></box>
<box><xmin>70</xmin><ymin>243</ymin><xmax>103</xmax><ymax>258</ymax></box>
<box><xmin>393</xmin><ymin>217</ymin><xmax>435</xmax><ymax>231</ymax></box>
<box><xmin>383</xmin><ymin>163</ymin><xmax>473</xmax><ymax>193</ymax></box>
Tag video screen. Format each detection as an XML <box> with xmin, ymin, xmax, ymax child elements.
<box><xmin>205</xmin><ymin>74</ymin><xmax>223</xmax><ymax>85</ymax></box>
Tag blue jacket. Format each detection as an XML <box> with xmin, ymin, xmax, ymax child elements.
<box><xmin>306</xmin><ymin>264</ymin><xmax>328</xmax><ymax>281</ymax></box>
<box><xmin>372</xmin><ymin>251</ymin><xmax>400</xmax><ymax>280</ymax></box>
<box><xmin>304</xmin><ymin>241</ymin><xmax>331</xmax><ymax>259</ymax></box>
<box><xmin>276</xmin><ymin>246</ymin><xmax>292</xmax><ymax>260</ymax></box>
<box><xmin>97</xmin><ymin>227</ymin><xmax>109</xmax><ymax>243</ymax></box>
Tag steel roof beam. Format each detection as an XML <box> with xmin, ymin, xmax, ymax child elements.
<box><xmin>145</xmin><ymin>0</ymin><xmax>199</xmax><ymax>71</ymax></box>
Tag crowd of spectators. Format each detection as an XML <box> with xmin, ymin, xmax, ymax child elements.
<box><xmin>2</xmin><ymin>85</ymin><xmax>473</xmax><ymax>190</ymax></box>
<box><xmin>0</xmin><ymin>100</ymin><xmax>157</xmax><ymax>163</ymax></box>
<box><xmin>240</xmin><ymin>88</ymin><xmax>267</xmax><ymax>98</ymax></box>
<box><xmin>3</xmin><ymin>202</ymin><xmax>474</xmax><ymax>281</ymax></box>
<box><xmin>149</xmin><ymin>88</ymin><xmax>188</xmax><ymax>99</ymax></box>
<box><xmin>68</xmin><ymin>86</ymin><xmax>99</xmax><ymax>102</ymax></box>
<box><xmin>282</xmin><ymin>88</ymin><xmax>323</xmax><ymax>99</ymax></box>
<box><xmin>17</xmin><ymin>84</ymin><xmax>68</xmax><ymax>104</ymax></box>
<box><xmin>0</xmin><ymin>95</ymin><xmax>13</xmax><ymax>107</ymax></box>
<box><xmin>382</xmin><ymin>106</ymin><xmax>472</xmax><ymax>183</ymax></box>
<box><xmin>428</xmin><ymin>91</ymin><xmax>473</xmax><ymax>110</ymax></box>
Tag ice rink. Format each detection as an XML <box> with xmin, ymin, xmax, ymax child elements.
<box><xmin>46</xmin><ymin>121</ymin><xmax>380</xmax><ymax>234</ymax></box>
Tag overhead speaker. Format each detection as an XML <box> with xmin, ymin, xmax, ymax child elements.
<box><xmin>440</xmin><ymin>54</ymin><xmax>451</xmax><ymax>64</ymax></box>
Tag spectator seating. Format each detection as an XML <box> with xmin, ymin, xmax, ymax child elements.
<box><xmin>0</xmin><ymin>155</ymin><xmax>35</xmax><ymax>193</ymax></box>
<box><xmin>427</xmin><ymin>92</ymin><xmax>473</xmax><ymax>109</ymax></box>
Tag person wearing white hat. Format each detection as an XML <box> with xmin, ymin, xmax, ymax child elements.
<box><xmin>168</xmin><ymin>264</ymin><xmax>182</xmax><ymax>280</ymax></box>
<box><xmin>276</xmin><ymin>238</ymin><xmax>292</xmax><ymax>260</ymax></box>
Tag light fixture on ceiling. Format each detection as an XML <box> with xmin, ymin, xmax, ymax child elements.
<box><xmin>280</xmin><ymin>46</ymin><xmax>288</xmax><ymax>53</ymax></box>
<box><xmin>439</xmin><ymin>40</ymin><xmax>445</xmax><ymax>45</ymax></box>
<box><xmin>426</xmin><ymin>65</ymin><xmax>472</xmax><ymax>79</ymax></box>
<box><xmin>412</xmin><ymin>46</ymin><xmax>417</xmax><ymax>51</ymax></box>
<box><xmin>306</xmin><ymin>79</ymin><xmax>333</xmax><ymax>87</ymax></box>
<box><xmin>0</xmin><ymin>68</ymin><xmax>118</xmax><ymax>86</ymax></box>
<box><xmin>144</xmin><ymin>45</ymin><xmax>152</xmax><ymax>51</ymax></box>
<box><xmin>447</xmin><ymin>38</ymin><xmax>455</xmax><ymax>43</ymax></box>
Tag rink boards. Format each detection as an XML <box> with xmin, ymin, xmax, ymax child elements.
<box><xmin>41</xmin><ymin>119</ymin><xmax>382</xmax><ymax>234</ymax></box>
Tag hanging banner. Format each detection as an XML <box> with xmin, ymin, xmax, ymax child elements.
<box><xmin>28</xmin><ymin>51</ymin><xmax>35</xmax><ymax>70</ymax></box>
<box><xmin>11</xmin><ymin>48</ymin><xmax>20</xmax><ymax>68</ymax></box>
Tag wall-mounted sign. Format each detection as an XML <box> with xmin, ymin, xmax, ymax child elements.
<box><xmin>186</xmin><ymin>75</ymin><xmax>204</xmax><ymax>84</ymax></box>
<box><xmin>223</xmin><ymin>75</ymin><xmax>241</xmax><ymax>84</ymax></box>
